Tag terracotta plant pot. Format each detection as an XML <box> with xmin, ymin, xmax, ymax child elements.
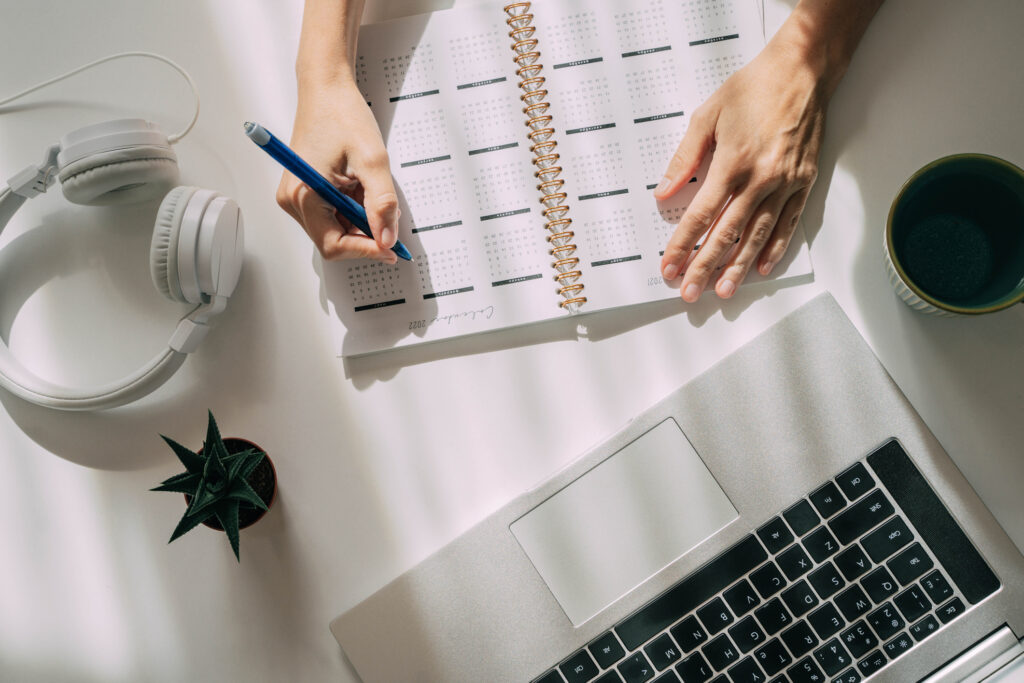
<box><xmin>184</xmin><ymin>437</ymin><xmax>277</xmax><ymax>531</ymax></box>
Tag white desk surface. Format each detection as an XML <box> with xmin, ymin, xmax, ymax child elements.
<box><xmin>1</xmin><ymin>1</ymin><xmax>1021</xmax><ymax>680</ymax></box>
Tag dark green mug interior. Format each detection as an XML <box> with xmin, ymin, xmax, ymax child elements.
<box><xmin>890</xmin><ymin>154</ymin><xmax>1024</xmax><ymax>311</ymax></box>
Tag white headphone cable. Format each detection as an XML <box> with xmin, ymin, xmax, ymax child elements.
<box><xmin>0</xmin><ymin>51</ymin><xmax>200</xmax><ymax>144</ymax></box>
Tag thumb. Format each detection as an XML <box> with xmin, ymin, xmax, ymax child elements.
<box><xmin>359</xmin><ymin>158</ymin><xmax>401</xmax><ymax>249</ymax></box>
<box><xmin>654</xmin><ymin>106</ymin><xmax>717</xmax><ymax>200</ymax></box>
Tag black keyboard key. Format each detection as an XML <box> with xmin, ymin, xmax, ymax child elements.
<box><xmin>751</xmin><ymin>563</ymin><xmax>788</xmax><ymax>599</ymax></box>
<box><xmin>867</xmin><ymin>440</ymin><xmax>1001</xmax><ymax>604</ymax></box>
<box><xmin>910</xmin><ymin>614</ymin><xmax>940</xmax><ymax>642</ymax></box>
<box><xmin>698</xmin><ymin>598</ymin><xmax>735</xmax><ymax>635</ymax></box>
<box><xmin>724</xmin><ymin>580</ymin><xmax>762</xmax><ymax>618</ymax></box>
<box><xmin>860</xmin><ymin>567</ymin><xmax>899</xmax><ymax>603</ymax></box>
<box><xmin>619</xmin><ymin>652</ymin><xmax>656</xmax><ymax>683</ymax></box>
<box><xmin>886</xmin><ymin>543</ymin><xmax>933</xmax><ymax>586</ymax></box>
<box><xmin>676</xmin><ymin>653</ymin><xmax>714</xmax><ymax>683</ymax></box>
<box><xmin>867</xmin><ymin>602</ymin><xmax>904</xmax><ymax>641</ymax></box>
<box><xmin>808</xmin><ymin>562</ymin><xmax>845</xmax><ymax>600</ymax></box>
<box><xmin>833</xmin><ymin>546</ymin><xmax>870</xmax><ymax>582</ymax></box>
<box><xmin>830</xmin><ymin>668</ymin><xmax>860</xmax><ymax>683</ymax></box>
<box><xmin>534</xmin><ymin>670</ymin><xmax>563</xmax><ymax>683</ymax></box>
<box><xmin>617</xmin><ymin>536</ymin><xmax>768</xmax><ymax>650</ymax></box>
<box><xmin>728</xmin><ymin>616</ymin><xmax>767</xmax><ymax>654</ymax></box>
<box><xmin>893</xmin><ymin>585</ymin><xmax>931</xmax><ymax>623</ymax></box>
<box><xmin>754</xmin><ymin>638</ymin><xmax>792</xmax><ymax>676</ymax></box>
<box><xmin>882</xmin><ymin>632</ymin><xmax>912</xmax><ymax>660</ymax></box>
<box><xmin>591</xmin><ymin>632</ymin><xmax>627</xmax><ymax>669</ymax></box>
<box><xmin>920</xmin><ymin>570</ymin><xmax>953</xmax><ymax>605</ymax></box>
<box><xmin>783</xmin><ymin>500</ymin><xmax>820</xmax><ymax>537</ymax></box>
<box><xmin>777</xmin><ymin>546</ymin><xmax>814</xmax><ymax>581</ymax></box>
<box><xmin>809</xmin><ymin>483</ymin><xmax>847</xmax><ymax>519</ymax></box>
<box><xmin>726</xmin><ymin>657</ymin><xmax>764</xmax><ymax>683</ymax></box>
<box><xmin>827</xmin><ymin>490</ymin><xmax>893</xmax><ymax>545</ymax></box>
<box><xmin>768</xmin><ymin>678</ymin><xmax>789</xmax><ymax>683</ymax></box>
<box><xmin>781</xmin><ymin>622</ymin><xmax>819</xmax><ymax>658</ymax></box>
<box><xmin>597</xmin><ymin>672</ymin><xmax>625</xmax><ymax>683</ymax></box>
<box><xmin>860</xmin><ymin>517</ymin><xmax>912</xmax><ymax>563</ymax></box>
<box><xmin>787</xmin><ymin>657</ymin><xmax>826</xmax><ymax>683</ymax></box>
<box><xmin>855</xmin><ymin>650</ymin><xmax>886</xmax><ymax>677</ymax></box>
<box><xmin>561</xmin><ymin>650</ymin><xmax>600</xmax><ymax>683</ymax></box>
<box><xmin>802</xmin><ymin>528</ymin><xmax>841</xmax><ymax>564</ymax></box>
<box><xmin>754</xmin><ymin>598</ymin><xmax>793</xmax><ymax>635</ymax></box>
<box><xmin>835</xmin><ymin>463</ymin><xmax>874</xmax><ymax>502</ymax></box>
<box><xmin>807</xmin><ymin>603</ymin><xmax>845</xmax><ymax>639</ymax></box>
<box><xmin>937</xmin><ymin>597</ymin><xmax>966</xmax><ymax>624</ymax></box>
<box><xmin>646</xmin><ymin>634</ymin><xmax>684</xmax><ymax>671</ymax></box>
<box><xmin>782</xmin><ymin>580</ymin><xmax>819</xmax><ymax>618</ymax></box>
<box><xmin>709</xmin><ymin>677</ymin><xmax>727</xmax><ymax>683</ymax></box>
<box><xmin>813</xmin><ymin>639</ymin><xmax>852</xmax><ymax>677</ymax></box>
<box><xmin>703</xmin><ymin>634</ymin><xmax>742</xmax><ymax>671</ymax></box>
<box><xmin>653</xmin><ymin>672</ymin><xmax>680</xmax><ymax>683</ymax></box>
<box><xmin>839</xmin><ymin>621</ymin><xmax>877</xmax><ymax>659</ymax></box>
<box><xmin>834</xmin><ymin>585</ymin><xmax>872</xmax><ymax>621</ymax></box>
<box><xmin>671</xmin><ymin>616</ymin><xmax>709</xmax><ymax>654</ymax></box>
<box><xmin>758</xmin><ymin>517</ymin><xmax>795</xmax><ymax>555</ymax></box>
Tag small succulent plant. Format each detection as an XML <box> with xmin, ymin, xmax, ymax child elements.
<box><xmin>152</xmin><ymin>411</ymin><xmax>267</xmax><ymax>561</ymax></box>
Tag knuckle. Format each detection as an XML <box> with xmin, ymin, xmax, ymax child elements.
<box><xmin>361</xmin><ymin>148</ymin><xmax>391</xmax><ymax>170</ymax></box>
<box><xmin>714</xmin><ymin>224</ymin><xmax>741</xmax><ymax>249</ymax></box>
<box><xmin>750</xmin><ymin>216</ymin><xmax>774</xmax><ymax>244</ymax></box>
<box><xmin>375</xmin><ymin>191</ymin><xmax>399</xmax><ymax>214</ymax></box>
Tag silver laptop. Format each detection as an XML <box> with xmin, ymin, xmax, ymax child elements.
<box><xmin>330</xmin><ymin>293</ymin><xmax>1024</xmax><ymax>682</ymax></box>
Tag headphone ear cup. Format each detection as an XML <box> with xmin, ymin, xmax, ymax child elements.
<box><xmin>150</xmin><ymin>186</ymin><xmax>197</xmax><ymax>302</ymax></box>
<box><xmin>58</xmin><ymin>146</ymin><xmax>179</xmax><ymax>206</ymax></box>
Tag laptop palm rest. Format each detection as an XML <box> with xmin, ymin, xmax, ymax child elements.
<box><xmin>510</xmin><ymin>418</ymin><xmax>738</xmax><ymax>626</ymax></box>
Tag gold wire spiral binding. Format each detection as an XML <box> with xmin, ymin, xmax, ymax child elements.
<box><xmin>504</xmin><ymin>1</ymin><xmax>586</xmax><ymax>310</ymax></box>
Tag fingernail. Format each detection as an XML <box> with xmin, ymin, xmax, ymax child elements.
<box><xmin>662</xmin><ymin>263</ymin><xmax>680</xmax><ymax>280</ymax></box>
<box><xmin>760</xmin><ymin>260</ymin><xmax>775</xmax><ymax>276</ymax></box>
<box><xmin>683</xmin><ymin>283</ymin><xmax>701</xmax><ymax>302</ymax></box>
<box><xmin>718</xmin><ymin>279</ymin><xmax>736</xmax><ymax>298</ymax></box>
<box><xmin>654</xmin><ymin>176</ymin><xmax>671</xmax><ymax>195</ymax></box>
<box><xmin>380</xmin><ymin>226</ymin><xmax>395</xmax><ymax>247</ymax></box>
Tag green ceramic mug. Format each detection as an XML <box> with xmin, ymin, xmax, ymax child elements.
<box><xmin>885</xmin><ymin>153</ymin><xmax>1024</xmax><ymax>316</ymax></box>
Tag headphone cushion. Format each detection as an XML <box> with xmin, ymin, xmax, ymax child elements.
<box><xmin>150</xmin><ymin>186</ymin><xmax>197</xmax><ymax>302</ymax></box>
<box><xmin>59</xmin><ymin>145</ymin><xmax>178</xmax><ymax>206</ymax></box>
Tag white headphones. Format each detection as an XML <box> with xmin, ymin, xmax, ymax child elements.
<box><xmin>0</xmin><ymin>53</ymin><xmax>243</xmax><ymax>411</ymax></box>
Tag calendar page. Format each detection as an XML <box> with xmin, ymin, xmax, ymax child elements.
<box><xmin>322</xmin><ymin>0</ymin><xmax>811</xmax><ymax>357</ymax></box>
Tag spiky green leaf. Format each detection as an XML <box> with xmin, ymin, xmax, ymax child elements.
<box><xmin>187</xmin><ymin>482</ymin><xmax>221</xmax><ymax>517</ymax></box>
<box><xmin>226</xmin><ymin>479</ymin><xmax>268</xmax><ymax>511</ymax></box>
<box><xmin>214</xmin><ymin>500</ymin><xmax>241</xmax><ymax>561</ymax></box>
<box><xmin>151</xmin><ymin>472</ymin><xmax>201</xmax><ymax>495</ymax></box>
<box><xmin>239</xmin><ymin>450</ymin><xmax>266</xmax><ymax>479</ymax></box>
<box><xmin>204</xmin><ymin>411</ymin><xmax>231</xmax><ymax>466</ymax></box>
<box><xmin>168</xmin><ymin>507</ymin><xmax>213</xmax><ymax>543</ymax></box>
<box><xmin>160</xmin><ymin>434</ymin><xmax>205</xmax><ymax>473</ymax></box>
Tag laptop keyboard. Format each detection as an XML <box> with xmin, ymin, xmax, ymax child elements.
<box><xmin>532</xmin><ymin>439</ymin><xmax>1000</xmax><ymax>683</ymax></box>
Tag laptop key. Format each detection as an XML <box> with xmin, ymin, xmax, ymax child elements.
<box><xmin>619</xmin><ymin>651</ymin><xmax>656</xmax><ymax>683</ymax></box>
<box><xmin>724</xmin><ymin>579</ymin><xmax>762</xmax><ymax>617</ymax></box>
<box><xmin>754</xmin><ymin>638</ymin><xmax>792</xmax><ymax>676</ymax></box>
<box><xmin>807</xmin><ymin>603</ymin><xmax>845</xmax><ymax>640</ymax></box>
<box><xmin>726</xmin><ymin>656</ymin><xmax>765</xmax><ymax>683</ymax></box>
<box><xmin>833</xmin><ymin>585</ymin><xmax>872</xmax><ymax>621</ymax></box>
<box><xmin>886</xmin><ymin>543</ymin><xmax>933</xmax><ymax>586</ymax></box>
<box><xmin>839</xmin><ymin>621</ymin><xmax>877</xmax><ymax>659</ymax></box>
<box><xmin>561</xmin><ymin>649</ymin><xmax>600</xmax><ymax>683</ymax></box>
<box><xmin>812</xmin><ymin>639</ymin><xmax>852</xmax><ymax>676</ymax></box>
<box><xmin>802</xmin><ymin>527</ymin><xmax>841</xmax><ymax>563</ymax></box>
<box><xmin>758</xmin><ymin>517</ymin><xmax>795</xmax><ymax>555</ymax></box>
<box><xmin>867</xmin><ymin>602</ymin><xmax>904</xmax><ymax>641</ymax></box>
<box><xmin>833</xmin><ymin>546</ymin><xmax>870</xmax><ymax>582</ymax></box>
<box><xmin>860</xmin><ymin>567</ymin><xmax>898</xmax><ymax>603</ymax></box>
<box><xmin>807</xmin><ymin>562</ymin><xmax>845</xmax><ymax>600</ymax></box>
<box><xmin>936</xmin><ymin>597</ymin><xmax>966</xmax><ymax>624</ymax></box>
<box><xmin>893</xmin><ymin>585</ymin><xmax>931</xmax><ymax>623</ymax></box>
<box><xmin>828</xmin><ymin>490</ymin><xmax>894</xmax><ymax>545</ymax></box>
<box><xmin>777</xmin><ymin>546</ymin><xmax>814</xmax><ymax>581</ymax></box>
<box><xmin>782</xmin><ymin>580</ymin><xmax>819</xmax><ymax>618</ymax></box>
<box><xmin>671</xmin><ymin>616</ymin><xmax>710</xmax><ymax>654</ymax></box>
<box><xmin>829</xmin><ymin>668</ymin><xmax>860</xmax><ymax>683</ymax></box>
<box><xmin>646</xmin><ymin>633</ymin><xmax>683</xmax><ymax>671</ymax></box>
<box><xmin>783</xmin><ymin>500</ymin><xmax>820</xmax><ymax>537</ymax></box>
<box><xmin>703</xmin><ymin>634</ymin><xmax>741</xmax><ymax>671</ymax></box>
<box><xmin>882</xmin><ymin>632</ymin><xmax>912</xmax><ymax>660</ymax></box>
<box><xmin>534</xmin><ymin>670</ymin><xmax>564</xmax><ymax>683</ymax></box>
<box><xmin>697</xmin><ymin>597</ymin><xmax>735</xmax><ymax>635</ymax></box>
<box><xmin>590</xmin><ymin>631</ymin><xmax>627</xmax><ymax>669</ymax></box>
<box><xmin>596</xmin><ymin>672</ymin><xmax>625</xmax><ymax>683</ymax></box>
<box><xmin>676</xmin><ymin>652</ymin><xmax>713</xmax><ymax>683</ymax></box>
<box><xmin>920</xmin><ymin>570</ymin><xmax>953</xmax><ymax>604</ymax></box>
<box><xmin>860</xmin><ymin>517</ymin><xmax>912</xmax><ymax>563</ymax></box>
<box><xmin>787</xmin><ymin>656</ymin><xmax>826</xmax><ymax>683</ymax></box>
<box><xmin>653</xmin><ymin>672</ymin><xmax>681</xmax><ymax>683</ymax></box>
<box><xmin>781</xmin><ymin>621</ymin><xmax>819</xmax><ymax>658</ymax></box>
<box><xmin>809</xmin><ymin>482</ymin><xmax>847</xmax><ymax>519</ymax></box>
<box><xmin>750</xmin><ymin>563</ymin><xmax>788</xmax><ymax>599</ymax></box>
<box><xmin>835</xmin><ymin>462</ymin><xmax>874</xmax><ymax>502</ymax></box>
<box><xmin>909</xmin><ymin>614</ymin><xmax>940</xmax><ymax>642</ymax></box>
<box><xmin>754</xmin><ymin>598</ymin><xmax>793</xmax><ymax>635</ymax></box>
<box><xmin>728</xmin><ymin>616</ymin><xmax>766</xmax><ymax>654</ymax></box>
<box><xmin>855</xmin><ymin>650</ymin><xmax>886</xmax><ymax>677</ymax></box>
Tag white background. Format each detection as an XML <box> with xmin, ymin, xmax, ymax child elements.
<box><xmin>0</xmin><ymin>0</ymin><xmax>1021</xmax><ymax>681</ymax></box>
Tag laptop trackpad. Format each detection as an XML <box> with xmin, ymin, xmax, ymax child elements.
<box><xmin>510</xmin><ymin>418</ymin><xmax>739</xmax><ymax>626</ymax></box>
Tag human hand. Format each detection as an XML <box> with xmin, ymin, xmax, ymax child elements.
<box><xmin>655</xmin><ymin>39</ymin><xmax>828</xmax><ymax>301</ymax></box>
<box><xmin>276</xmin><ymin>81</ymin><xmax>399</xmax><ymax>263</ymax></box>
